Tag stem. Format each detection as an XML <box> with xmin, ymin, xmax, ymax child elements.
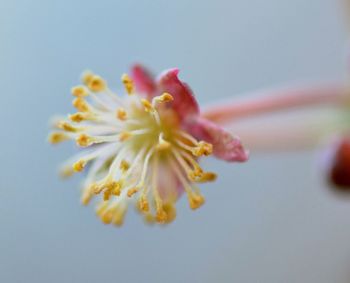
<box><xmin>202</xmin><ymin>84</ymin><xmax>349</xmax><ymax>124</ymax></box>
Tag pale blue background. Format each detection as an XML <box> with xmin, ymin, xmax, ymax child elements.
<box><xmin>1</xmin><ymin>0</ymin><xmax>349</xmax><ymax>282</ymax></box>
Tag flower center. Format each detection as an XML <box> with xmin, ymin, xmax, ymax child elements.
<box><xmin>49</xmin><ymin>71</ymin><xmax>217</xmax><ymax>225</ymax></box>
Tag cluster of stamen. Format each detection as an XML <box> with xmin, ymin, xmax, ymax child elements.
<box><xmin>49</xmin><ymin>70</ymin><xmax>217</xmax><ymax>226</ymax></box>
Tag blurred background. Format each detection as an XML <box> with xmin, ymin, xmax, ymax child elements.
<box><xmin>1</xmin><ymin>0</ymin><xmax>349</xmax><ymax>282</ymax></box>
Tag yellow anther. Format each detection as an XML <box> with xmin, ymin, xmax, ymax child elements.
<box><xmin>69</xmin><ymin>113</ymin><xmax>86</xmax><ymax>123</ymax></box>
<box><xmin>162</xmin><ymin>203</ymin><xmax>176</xmax><ymax>224</ymax></box>
<box><xmin>72</xmin><ymin>97</ymin><xmax>89</xmax><ymax>112</ymax></box>
<box><xmin>110</xmin><ymin>181</ymin><xmax>122</xmax><ymax>196</ymax></box>
<box><xmin>138</xmin><ymin>195</ymin><xmax>150</xmax><ymax>212</ymax></box>
<box><xmin>71</xmin><ymin>86</ymin><xmax>89</xmax><ymax>97</ymax></box>
<box><xmin>121</xmin><ymin>73</ymin><xmax>134</xmax><ymax>95</ymax></box>
<box><xmin>119</xmin><ymin>131</ymin><xmax>132</xmax><ymax>142</ymax></box>
<box><xmin>48</xmin><ymin>132</ymin><xmax>69</xmax><ymax>144</ymax></box>
<box><xmin>127</xmin><ymin>188</ymin><xmax>138</xmax><ymax>197</ymax></box>
<box><xmin>103</xmin><ymin>190</ymin><xmax>112</xmax><ymax>201</ymax></box>
<box><xmin>188</xmin><ymin>193</ymin><xmax>205</xmax><ymax>210</ymax></box>
<box><xmin>81</xmin><ymin>70</ymin><xmax>94</xmax><ymax>85</ymax></box>
<box><xmin>141</xmin><ymin>98</ymin><xmax>154</xmax><ymax>112</ymax></box>
<box><xmin>143</xmin><ymin>213</ymin><xmax>156</xmax><ymax>225</ymax></box>
<box><xmin>188</xmin><ymin>166</ymin><xmax>204</xmax><ymax>181</ymax></box>
<box><xmin>57</xmin><ymin>121</ymin><xmax>79</xmax><ymax>132</ymax></box>
<box><xmin>76</xmin><ymin>134</ymin><xmax>93</xmax><ymax>147</ymax></box>
<box><xmin>59</xmin><ymin>166</ymin><xmax>75</xmax><ymax>179</ymax></box>
<box><xmin>72</xmin><ymin>160</ymin><xmax>86</xmax><ymax>172</ymax></box>
<box><xmin>101</xmin><ymin>209</ymin><xmax>114</xmax><ymax>224</ymax></box>
<box><xmin>155</xmin><ymin>208</ymin><xmax>167</xmax><ymax>224</ymax></box>
<box><xmin>116</xmin><ymin>108</ymin><xmax>127</xmax><ymax>121</ymax></box>
<box><xmin>87</xmin><ymin>75</ymin><xmax>106</xmax><ymax>92</ymax></box>
<box><xmin>153</xmin><ymin>92</ymin><xmax>174</xmax><ymax>104</ymax></box>
<box><xmin>197</xmin><ymin>172</ymin><xmax>217</xmax><ymax>183</ymax></box>
<box><xmin>120</xmin><ymin>160</ymin><xmax>130</xmax><ymax>172</ymax></box>
<box><xmin>192</xmin><ymin>141</ymin><xmax>213</xmax><ymax>156</ymax></box>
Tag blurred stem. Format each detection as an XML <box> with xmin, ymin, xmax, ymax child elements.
<box><xmin>202</xmin><ymin>84</ymin><xmax>349</xmax><ymax>124</ymax></box>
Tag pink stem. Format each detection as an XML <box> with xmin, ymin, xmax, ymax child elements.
<box><xmin>202</xmin><ymin>84</ymin><xmax>348</xmax><ymax>124</ymax></box>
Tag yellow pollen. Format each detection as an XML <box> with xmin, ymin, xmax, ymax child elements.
<box><xmin>73</xmin><ymin>160</ymin><xmax>86</xmax><ymax>172</ymax></box>
<box><xmin>127</xmin><ymin>188</ymin><xmax>138</xmax><ymax>197</ymax></box>
<box><xmin>141</xmin><ymin>98</ymin><xmax>154</xmax><ymax>112</ymax></box>
<box><xmin>163</xmin><ymin>203</ymin><xmax>176</xmax><ymax>224</ymax></box>
<box><xmin>81</xmin><ymin>70</ymin><xmax>94</xmax><ymax>85</ymax></box>
<box><xmin>192</xmin><ymin>141</ymin><xmax>213</xmax><ymax>156</ymax></box>
<box><xmin>121</xmin><ymin>73</ymin><xmax>134</xmax><ymax>95</ymax></box>
<box><xmin>197</xmin><ymin>172</ymin><xmax>217</xmax><ymax>183</ymax></box>
<box><xmin>88</xmin><ymin>75</ymin><xmax>106</xmax><ymax>92</ymax></box>
<box><xmin>116</xmin><ymin>108</ymin><xmax>127</xmax><ymax>121</ymax></box>
<box><xmin>120</xmin><ymin>160</ymin><xmax>130</xmax><ymax>172</ymax></box>
<box><xmin>48</xmin><ymin>132</ymin><xmax>69</xmax><ymax>144</ymax></box>
<box><xmin>188</xmin><ymin>193</ymin><xmax>205</xmax><ymax>210</ymax></box>
<box><xmin>72</xmin><ymin>97</ymin><xmax>89</xmax><ymax>112</ymax></box>
<box><xmin>57</xmin><ymin>121</ymin><xmax>79</xmax><ymax>132</ymax></box>
<box><xmin>153</xmin><ymin>92</ymin><xmax>174</xmax><ymax>104</ymax></box>
<box><xmin>138</xmin><ymin>195</ymin><xmax>150</xmax><ymax>212</ymax></box>
<box><xmin>119</xmin><ymin>131</ymin><xmax>132</xmax><ymax>142</ymax></box>
<box><xmin>155</xmin><ymin>208</ymin><xmax>167</xmax><ymax>223</ymax></box>
<box><xmin>76</xmin><ymin>134</ymin><xmax>93</xmax><ymax>147</ymax></box>
<box><xmin>69</xmin><ymin>113</ymin><xmax>86</xmax><ymax>123</ymax></box>
<box><xmin>71</xmin><ymin>86</ymin><xmax>89</xmax><ymax>97</ymax></box>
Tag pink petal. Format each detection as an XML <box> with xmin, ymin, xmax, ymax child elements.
<box><xmin>131</xmin><ymin>64</ymin><xmax>156</xmax><ymax>96</ymax></box>
<box><xmin>186</xmin><ymin>117</ymin><xmax>249</xmax><ymax>162</ymax></box>
<box><xmin>157</xmin><ymin>68</ymin><xmax>199</xmax><ymax>120</ymax></box>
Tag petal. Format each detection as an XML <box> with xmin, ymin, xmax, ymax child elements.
<box><xmin>186</xmin><ymin>117</ymin><xmax>249</xmax><ymax>162</ymax></box>
<box><xmin>157</xmin><ymin>68</ymin><xmax>199</xmax><ymax>120</ymax></box>
<box><xmin>131</xmin><ymin>64</ymin><xmax>156</xmax><ymax>96</ymax></box>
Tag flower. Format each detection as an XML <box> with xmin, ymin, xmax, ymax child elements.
<box><xmin>49</xmin><ymin>64</ymin><xmax>248</xmax><ymax>226</ymax></box>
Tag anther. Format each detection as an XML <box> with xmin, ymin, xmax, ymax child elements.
<box><xmin>141</xmin><ymin>98</ymin><xmax>154</xmax><ymax>112</ymax></box>
<box><xmin>87</xmin><ymin>75</ymin><xmax>106</xmax><ymax>92</ymax></box>
<box><xmin>57</xmin><ymin>121</ymin><xmax>80</xmax><ymax>132</ymax></box>
<box><xmin>73</xmin><ymin>160</ymin><xmax>87</xmax><ymax>172</ymax></box>
<box><xmin>138</xmin><ymin>195</ymin><xmax>150</xmax><ymax>212</ymax></box>
<box><xmin>81</xmin><ymin>70</ymin><xmax>94</xmax><ymax>85</ymax></box>
<box><xmin>152</xmin><ymin>92</ymin><xmax>174</xmax><ymax>106</ymax></box>
<box><xmin>188</xmin><ymin>193</ymin><xmax>205</xmax><ymax>210</ymax></box>
<box><xmin>120</xmin><ymin>160</ymin><xmax>130</xmax><ymax>172</ymax></box>
<box><xmin>72</xmin><ymin>97</ymin><xmax>90</xmax><ymax>112</ymax></box>
<box><xmin>48</xmin><ymin>132</ymin><xmax>69</xmax><ymax>144</ymax></box>
<box><xmin>76</xmin><ymin>134</ymin><xmax>93</xmax><ymax>147</ymax></box>
<box><xmin>71</xmin><ymin>86</ymin><xmax>89</xmax><ymax>97</ymax></box>
<box><xmin>116</xmin><ymin>108</ymin><xmax>127</xmax><ymax>121</ymax></box>
<box><xmin>127</xmin><ymin>188</ymin><xmax>138</xmax><ymax>197</ymax></box>
<box><xmin>192</xmin><ymin>141</ymin><xmax>213</xmax><ymax>156</ymax></box>
<box><xmin>121</xmin><ymin>74</ymin><xmax>134</xmax><ymax>95</ymax></box>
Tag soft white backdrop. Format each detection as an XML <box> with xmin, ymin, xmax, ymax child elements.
<box><xmin>0</xmin><ymin>0</ymin><xmax>349</xmax><ymax>282</ymax></box>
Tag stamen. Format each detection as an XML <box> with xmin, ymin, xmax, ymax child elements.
<box><xmin>116</xmin><ymin>108</ymin><xmax>127</xmax><ymax>121</ymax></box>
<box><xmin>71</xmin><ymin>86</ymin><xmax>89</xmax><ymax>97</ymax></box>
<box><xmin>72</xmin><ymin>97</ymin><xmax>90</xmax><ymax>112</ymax></box>
<box><xmin>119</xmin><ymin>131</ymin><xmax>131</xmax><ymax>142</ymax></box>
<box><xmin>48</xmin><ymin>132</ymin><xmax>69</xmax><ymax>144</ymax></box>
<box><xmin>81</xmin><ymin>70</ymin><xmax>94</xmax><ymax>85</ymax></box>
<box><xmin>69</xmin><ymin>112</ymin><xmax>94</xmax><ymax>123</ymax></box>
<box><xmin>57</xmin><ymin>121</ymin><xmax>81</xmax><ymax>133</ymax></box>
<box><xmin>120</xmin><ymin>160</ymin><xmax>130</xmax><ymax>172</ymax></box>
<box><xmin>87</xmin><ymin>75</ymin><xmax>106</xmax><ymax>92</ymax></box>
<box><xmin>121</xmin><ymin>74</ymin><xmax>134</xmax><ymax>95</ymax></box>
<box><xmin>141</xmin><ymin>98</ymin><xmax>154</xmax><ymax>112</ymax></box>
<box><xmin>152</xmin><ymin>92</ymin><xmax>173</xmax><ymax>107</ymax></box>
<box><xmin>76</xmin><ymin>134</ymin><xmax>93</xmax><ymax>147</ymax></box>
<box><xmin>73</xmin><ymin>160</ymin><xmax>87</xmax><ymax>172</ymax></box>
